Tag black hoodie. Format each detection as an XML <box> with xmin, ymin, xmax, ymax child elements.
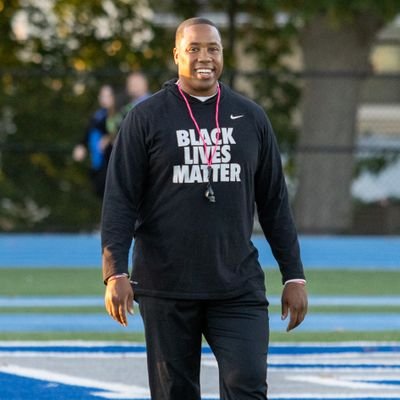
<box><xmin>101</xmin><ymin>79</ymin><xmax>305</xmax><ymax>299</ymax></box>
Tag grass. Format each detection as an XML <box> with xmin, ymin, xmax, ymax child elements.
<box><xmin>0</xmin><ymin>268</ymin><xmax>104</xmax><ymax>296</ymax></box>
<box><xmin>1</xmin><ymin>268</ymin><xmax>400</xmax><ymax>296</ymax></box>
<box><xmin>0</xmin><ymin>267</ymin><xmax>399</xmax><ymax>342</ymax></box>
<box><xmin>266</xmin><ymin>268</ymin><xmax>400</xmax><ymax>296</ymax></box>
<box><xmin>0</xmin><ymin>331</ymin><xmax>398</xmax><ymax>342</ymax></box>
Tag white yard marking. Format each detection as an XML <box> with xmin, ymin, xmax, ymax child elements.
<box><xmin>287</xmin><ymin>374</ymin><xmax>398</xmax><ymax>389</ymax></box>
<box><xmin>0</xmin><ymin>364</ymin><xmax>150</xmax><ymax>399</ymax></box>
<box><xmin>0</xmin><ymin>351</ymin><xmax>148</xmax><ymax>358</ymax></box>
<box><xmin>271</xmin><ymin>395</ymin><xmax>400</xmax><ymax>399</ymax></box>
<box><xmin>1</xmin><ymin>342</ymin><xmax>400</xmax><ymax>399</ymax></box>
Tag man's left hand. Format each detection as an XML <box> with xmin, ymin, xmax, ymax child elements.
<box><xmin>281</xmin><ymin>282</ymin><xmax>308</xmax><ymax>332</ymax></box>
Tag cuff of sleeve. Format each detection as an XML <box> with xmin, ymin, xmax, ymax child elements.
<box><xmin>284</xmin><ymin>278</ymin><xmax>306</xmax><ymax>286</ymax></box>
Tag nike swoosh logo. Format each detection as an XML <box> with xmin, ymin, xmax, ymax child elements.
<box><xmin>230</xmin><ymin>114</ymin><xmax>244</xmax><ymax>120</ymax></box>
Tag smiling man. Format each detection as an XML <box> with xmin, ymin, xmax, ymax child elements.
<box><xmin>101</xmin><ymin>17</ymin><xmax>308</xmax><ymax>400</ymax></box>
<box><xmin>173</xmin><ymin>19</ymin><xmax>223</xmax><ymax>96</ymax></box>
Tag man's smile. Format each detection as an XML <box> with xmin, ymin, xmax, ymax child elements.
<box><xmin>195</xmin><ymin>67</ymin><xmax>214</xmax><ymax>78</ymax></box>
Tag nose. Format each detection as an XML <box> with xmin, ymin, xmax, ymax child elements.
<box><xmin>198</xmin><ymin>47</ymin><xmax>212</xmax><ymax>61</ymax></box>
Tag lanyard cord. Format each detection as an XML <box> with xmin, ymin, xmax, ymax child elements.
<box><xmin>177</xmin><ymin>83</ymin><xmax>221</xmax><ymax>168</ymax></box>
<box><xmin>177</xmin><ymin>83</ymin><xmax>221</xmax><ymax>202</ymax></box>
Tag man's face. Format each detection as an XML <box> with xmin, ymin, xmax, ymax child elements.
<box><xmin>173</xmin><ymin>24</ymin><xmax>223</xmax><ymax>96</ymax></box>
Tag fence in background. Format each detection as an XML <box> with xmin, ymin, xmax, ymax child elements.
<box><xmin>1</xmin><ymin>69</ymin><xmax>400</xmax><ymax>233</ymax></box>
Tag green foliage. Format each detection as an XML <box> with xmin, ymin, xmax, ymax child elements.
<box><xmin>278</xmin><ymin>0</ymin><xmax>400</xmax><ymax>23</ymax></box>
<box><xmin>243</xmin><ymin>4</ymin><xmax>301</xmax><ymax>148</ymax></box>
<box><xmin>1</xmin><ymin>1</ymin><xmax>399</xmax><ymax>231</ymax></box>
<box><xmin>0</xmin><ymin>72</ymin><xmax>104</xmax><ymax>231</ymax></box>
<box><xmin>0</xmin><ymin>0</ymin><xmax>173</xmax><ymax>231</ymax></box>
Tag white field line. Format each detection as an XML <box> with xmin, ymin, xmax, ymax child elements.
<box><xmin>0</xmin><ymin>340</ymin><xmax>145</xmax><ymax>347</ymax></box>
<box><xmin>269</xmin><ymin>355</ymin><xmax>400</xmax><ymax>365</ymax></box>
<box><xmin>271</xmin><ymin>395</ymin><xmax>400</xmax><ymax>399</ymax></box>
<box><xmin>0</xmin><ymin>364</ymin><xmax>220</xmax><ymax>400</ymax></box>
<box><xmin>269</xmin><ymin>341</ymin><xmax>400</xmax><ymax>347</ymax></box>
<box><xmin>1</xmin><ymin>342</ymin><xmax>400</xmax><ymax>400</ymax></box>
<box><xmin>275</xmin><ymin>353</ymin><xmax>400</xmax><ymax>359</ymax></box>
<box><xmin>287</xmin><ymin>374</ymin><xmax>398</xmax><ymax>390</ymax></box>
<box><xmin>0</xmin><ymin>351</ymin><xmax>148</xmax><ymax>358</ymax></box>
<box><xmin>0</xmin><ymin>364</ymin><xmax>149</xmax><ymax>399</ymax></box>
<box><xmin>1</xmin><ymin>340</ymin><xmax>399</xmax><ymax>347</ymax></box>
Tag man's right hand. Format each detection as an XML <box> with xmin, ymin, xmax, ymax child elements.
<box><xmin>104</xmin><ymin>277</ymin><xmax>134</xmax><ymax>327</ymax></box>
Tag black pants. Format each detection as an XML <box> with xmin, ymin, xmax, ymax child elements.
<box><xmin>138</xmin><ymin>290</ymin><xmax>269</xmax><ymax>400</ymax></box>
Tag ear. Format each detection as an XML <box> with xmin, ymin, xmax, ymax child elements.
<box><xmin>173</xmin><ymin>47</ymin><xmax>179</xmax><ymax>65</ymax></box>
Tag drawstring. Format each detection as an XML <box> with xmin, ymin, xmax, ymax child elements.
<box><xmin>177</xmin><ymin>83</ymin><xmax>221</xmax><ymax>203</ymax></box>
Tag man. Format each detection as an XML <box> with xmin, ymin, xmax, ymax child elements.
<box><xmin>102</xmin><ymin>17</ymin><xmax>307</xmax><ymax>400</ymax></box>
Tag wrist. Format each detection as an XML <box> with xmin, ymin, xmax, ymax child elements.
<box><xmin>106</xmin><ymin>273</ymin><xmax>129</xmax><ymax>284</ymax></box>
<box><xmin>284</xmin><ymin>278</ymin><xmax>306</xmax><ymax>286</ymax></box>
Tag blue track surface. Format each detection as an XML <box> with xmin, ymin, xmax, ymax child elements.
<box><xmin>0</xmin><ymin>343</ymin><xmax>398</xmax><ymax>355</ymax></box>
<box><xmin>1</xmin><ymin>233</ymin><xmax>400</xmax><ymax>269</ymax></box>
<box><xmin>0</xmin><ymin>312</ymin><xmax>398</xmax><ymax>332</ymax></box>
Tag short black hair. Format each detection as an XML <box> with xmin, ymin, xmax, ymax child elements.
<box><xmin>175</xmin><ymin>17</ymin><xmax>220</xmax><ymax>46</ymax></box>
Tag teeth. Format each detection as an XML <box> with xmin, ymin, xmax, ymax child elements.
<box><xmin>197</xmin><ymin>69</ymin><xmax>212</xmax><ymax>73</ymax></box>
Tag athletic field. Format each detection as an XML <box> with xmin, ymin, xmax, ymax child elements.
<box><xmin>0</xmin><ymin>234</ymin><xmax>399</xmax><ymax>399</ymax></box>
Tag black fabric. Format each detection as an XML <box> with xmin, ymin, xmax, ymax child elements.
<box><xmin>101</xmin><ymin>79</ymin><xmax>304</xmax><ymax>297</ymax></box>
<box><xmin>137</xmin><ymin>290</ymin><xmax>269</xmax><ymax>400</ymax></box>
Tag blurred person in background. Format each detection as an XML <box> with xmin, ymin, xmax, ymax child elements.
<box><xmin>107</xmin><ymin>71</ymin><xmax>150</xmax><ymax>140</ymax></box>
<box><xmin>124</xmin><ymin>71</ymin><xmax>152</xmax><ymax>111</ymax></box>
<box><xmin>102</xmin><ymin>17</ymin><xmax>307</xmax><ymax>400</ymax></box>
<box><xmin>72</xmin><ymin>84</ymin><xmax>116</xmax><ymax>199</ymax></box>
<box><xmin>106</xmin><ymin>71</ymin><xmax>152</xmax><ymax>141</ymax></box>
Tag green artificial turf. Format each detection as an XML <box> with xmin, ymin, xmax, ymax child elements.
<box><xmin>1</xmin><ymin>268</ymin><xmax>399</xmax><ymax>296</ymax></box>
<box><xmin>0</xmin><ymin>331</ymin><xmax>398</xmax><ymax>342</ymax></box>
<box><xmin>0</xmin><ymin>268</ymin><xmax>104</xmax><ymax>296</ymax></box>
<box><xmin>266</xmin><ymin>268</ymin><xmax>400</xmax><ymax>296</ymax></box>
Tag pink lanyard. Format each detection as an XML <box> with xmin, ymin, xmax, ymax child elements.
<box><xmin>177</xmin><ymin>83</ymin><xmax>221</xmax><ymax>202</ymax></box>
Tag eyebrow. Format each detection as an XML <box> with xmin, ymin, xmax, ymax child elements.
<box><xmin>187</xmin><ymin>42</ymin><xmax>222</xmax><ymax>46</ymax></box>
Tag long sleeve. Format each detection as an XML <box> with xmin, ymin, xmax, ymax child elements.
<box><xmin>254</xmin><ymin>116</ymin><xmax>305</xmax><ymax>284</ymax></box>
<box><xmin>101</xmin><ymin>110</ymin><xmax>148</xmax><ymax>283</ymax></box>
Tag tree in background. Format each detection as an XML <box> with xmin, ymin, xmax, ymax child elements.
<box><xmin>204</xmin><ymin>0</ymin><xmax>400</xmax><ymax>233</ymax></box>
<box><xmin>209</xmin><ymin>0</ymin><xmax>399</xmax><ymax>233</ymax></box>
<box><xmin>0</xmin><ymin>0</ymin><xmax>164</xmax><ymax>231</ymax></box>
<box><xmin>5</xmin><ymin>0</ymin><xmax>294</xmax><ymax>231</ymax></box>
<box><xmin>2</xmin><ymin>0</ymin><xmax>400</xmax><ymax>233</ymax></box>
<box><xmin>287</xmin><ymin>1</ymin><xmax>400</xmax><ymax>233</ymax></box>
